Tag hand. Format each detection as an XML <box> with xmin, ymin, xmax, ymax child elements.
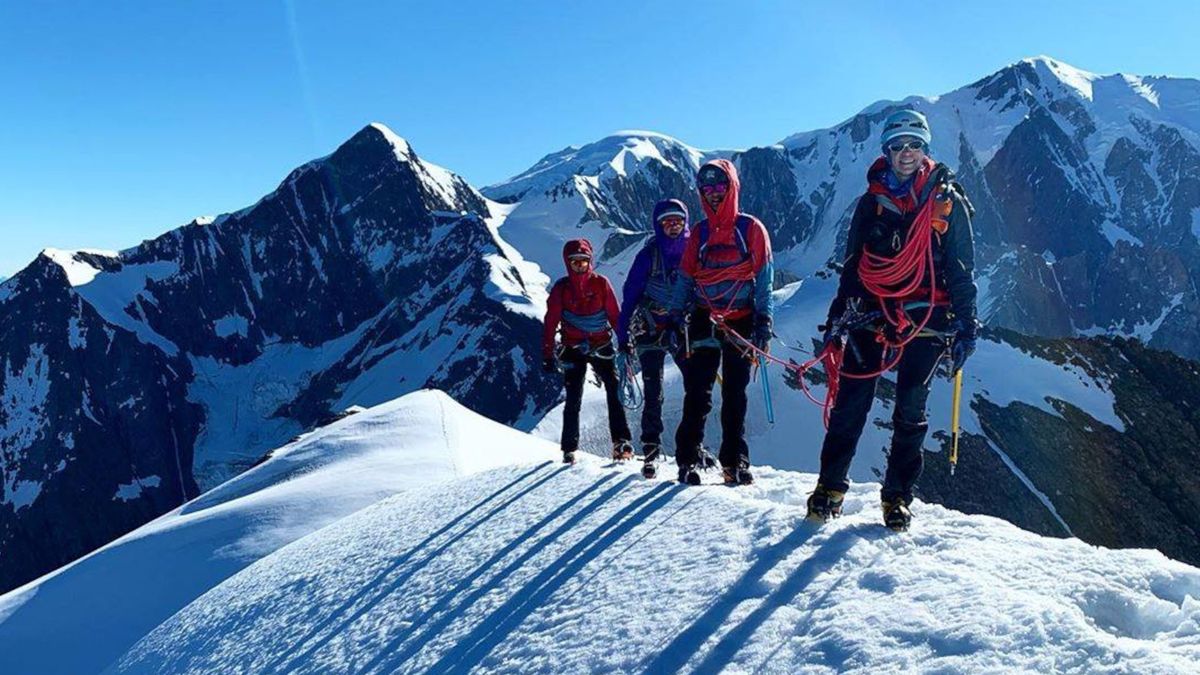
<box><xmin>619</xmin><ymin>341</ymin><xmax>635</xmax><ymax>356</ymax></box>
<box><xmin>818</xmin><ymin>324</ymin><xmax>837</xmax><ymax>356</ymax></box>
<box><xmin>949</xmin><ymin>318</ymin><xmax>978</xmax><ymax>376</ymax></box>
<box><xmin>751</xmin><ymin>316</ymin><xmax>773</xmax><ymax>354</ymax></box>
<box><xmin>542</xmin><ymin>357</ymin><xmax>559</xmax><ymax>374</ymax></box>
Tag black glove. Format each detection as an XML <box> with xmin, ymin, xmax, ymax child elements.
<box><xmin>949</xmin><ymin>318</ymin><xmax>978</xmax><ymax>376</ymax></box>
<box><xmin>751</xmin><ymin>315</ymin><xmax>773</xmax><ymax>354</ymax></box>
<box><xmin>818</xmin><ymin>321</ymin><xmax>837</xmax><ymax>356</ymax></box>
<box><xmin>542</xmin><ymin>357</ymin><xmax>559</xmax><ymax>374</ymax></box>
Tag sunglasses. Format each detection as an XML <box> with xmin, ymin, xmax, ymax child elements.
<box><xmin>568</xmin><ymin>257</ymin><xmax>591</xmax><ymax>265</ymax></box>
<box><xmin>887</xmin><ymin>140</ymin><xmax>927</xmax><ymax>153</ymax></box>
<box><xmin>659</xmin><ymin>216</ymin><xmax>686</xmax><ymax>228</ymax></box>
<box><xmin>699</xmin><ymin>183</ymin><xmax>729</xmax><ymax>196</ymax></box>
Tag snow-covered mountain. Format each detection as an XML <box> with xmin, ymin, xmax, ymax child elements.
<box><xmin>2</xmin><ymin>390</ymin><xmax>1196</xmax><ymax>674</ymax></box>
<box><xmin>548</xmin><ymin>275</ymin><xmax>1200</xmax><ymax>568</ymax></box>
<box><xmin>0</xmin><ymin>124</ymin><xmax>559</xmax><ymax>594</ymax></box>
<box><xmin>6</xmin><ymin>54</ymin><xmax>1199</xmax><ymax>610</ymax></box>
<box><xmin>485</xmin><ymin>57</ymin><xmax>1200</xmax><ymax>359</ymax></box>
<box><xmin>484</xmin><ymin>131</ymin><xmax>710</xmax><ymax>290</ymax></box>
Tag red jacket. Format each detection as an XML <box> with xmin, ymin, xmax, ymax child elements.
<box><xmin>678</xmin><ymin>159</ymin><xmax>773</xmax><ymax>320</ymax></box>
<box><xmin>543</xmin><ymin>239</ymin><xmax>620</xmax><ymax>357</ymax></box>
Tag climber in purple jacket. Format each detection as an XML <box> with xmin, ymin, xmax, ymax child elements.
<box><xmin>617</xmin><ymin>198</ymin><xmax>691</xmax><ymax>479</ymax></box>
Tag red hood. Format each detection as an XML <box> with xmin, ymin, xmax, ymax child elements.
<box><xmin>698</xmin><ymin>159</ymin><xmax>741</xmax><ymax>232</ymax></box>
<box><xmin>562</xmin><ymin>239</ymin><xmax>595</xmax><ymax>292</ymax></box>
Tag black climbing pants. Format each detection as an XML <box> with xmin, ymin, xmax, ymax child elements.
<box><xmin>560</xmin><ymin>346</ymin><xmax>631</xmax><ymax>453</ymax></box>
<box><xmin>674</xmin><ymin>316</ymin><xmax>754</xmax><ymax>470</ymax></box>
<box><xmin>818</xmin><ymin>325</ymin><xmax>948</xmax><ymax>502</ymax></box>
<box><xmin>636</xmin><ymin>347</ymin><xmax>686</xmax><ymax>447</ymax></box>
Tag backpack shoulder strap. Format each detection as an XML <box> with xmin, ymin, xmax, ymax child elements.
<box><xmin>648</xmin><ymin>237</ymin><xmax>664</xmax><ymax>277</ymax></box>
<box><xmin>696</xmin><ymin>220</ymin><xmax>712</xmax><ymax>256</ymax></box>
<box><xmin>734</xmin><ymin>215</ymin><xmax>754</xmax><ymax>257</ymax></box>
<box><xmin>948</xmin><ymin>180</ymin><xmax>976</xmax><ymax>218</ymax></box>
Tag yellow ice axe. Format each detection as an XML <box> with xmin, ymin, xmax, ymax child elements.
<box><xmin>950</xmin><ymin>368</ymin><xmax>963</xmax><ymax>475</ymax></box>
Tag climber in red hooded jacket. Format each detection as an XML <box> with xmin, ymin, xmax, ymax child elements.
<box><xmin>668</xmin><ymin>159</ymin><xmax>775</xmax><ymax>487</ymax></box>
<box><xmin>542</xmin><ymin>239</ymin><xmax>632</xmax><ymax>464</ymax></box>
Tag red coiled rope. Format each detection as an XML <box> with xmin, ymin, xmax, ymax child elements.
<box><xmin>694</xmin><ymin>191</ymin><xmax>943</xmax><ymax>428</ymax></box>
<box><xmin>857</xmin><ymin>193</ymin><xmax>940</xmax><ymax>354</ymax></box>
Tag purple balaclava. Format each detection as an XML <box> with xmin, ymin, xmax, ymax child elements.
<box><xmin>651</xmin><ymin>198</ymin><xmax>690</xmax><ymax>271</ymax></box>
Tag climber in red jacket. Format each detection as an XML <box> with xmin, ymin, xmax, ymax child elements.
<box><xmin>543</xmin><ymin>239</ymin><xmax>633</xmax><ymax>465</ymax></box>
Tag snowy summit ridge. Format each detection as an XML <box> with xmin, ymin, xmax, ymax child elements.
<box><xmin>3</xmin><ymin>389</ymin><xmax>1197</xmax><ymax>674</ymax></box>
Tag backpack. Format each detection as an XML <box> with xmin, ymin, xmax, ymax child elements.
<box><xmin>696</xmin><ymin>215</ymin><xmax>754</xmax><ymax>268</ymax></box>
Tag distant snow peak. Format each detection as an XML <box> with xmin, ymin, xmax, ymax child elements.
<box><xmin>39</xmin><ymin>248</ymin><xmax>114</xmax><ymax>287</ymax></box>
<box><xmin>493</xmin><ymin>130</ymin><xmax>705</xmax><ymax>194</ymax></box>
<box><xmin>366</xmin><ymin>121</ymin><xmax>415</xmax><ymax>161</ymax></box>
<box><xmin>1022</xmin><ymin>55</ymin><xmax>1099</xmax><ymax>101</ymax></box>
<box><xmin>609</xmin><ymin>129</ymin><xmax>692</xmax><ymax>147</ymax></box>
<box><xmin>1122</xmin><ymin>74</ymin><xmax>1162</xmax><ymax>108</ymax></box>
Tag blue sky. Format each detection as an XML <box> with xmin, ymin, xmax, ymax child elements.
<box><xmin>2</xmin><ymin>1</ymin><xmax>1196</xmax><ymax>276</ymax></box>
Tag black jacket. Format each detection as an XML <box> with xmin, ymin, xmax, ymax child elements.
<box><xmin>827</xmin><ymin>164</ymin><xmax>978</xmax><ymax>331</ymax></box>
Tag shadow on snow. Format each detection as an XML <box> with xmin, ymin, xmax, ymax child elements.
<box><xmin>264</xmin><ymin>460</ymin><xmax>557</xmax><ymax>674</ymax></box>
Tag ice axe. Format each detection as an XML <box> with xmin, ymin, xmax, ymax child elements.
<box><xmin>759</xmin><ymin>355</ymin><xmax>775</xmax><ymax>424</ymax></box>
<box><xmin>950</xmin><ymin>367</ymin><xmax>963</xmax><ymax>475</ymax></box>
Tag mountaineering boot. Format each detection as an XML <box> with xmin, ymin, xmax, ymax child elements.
<box><xmin>612</xmin><ymin>440</ymin><xmax>634</xmax><ymax>462</ymax></box>
<box><xmin>641</xmin><ymin>444</ymin><xmax>660</xmax><ymax>479</ymax></box>
<box><xmin>678</xmin><ymin>464</ymin><xmax>702</xmax><ymax>486</ymax></box>
<box><xmin>641</xmin><ymin>460</ymin><xmax>657</xmax><ymax>480</ymax></box>
<box><xmin>806</xmin><ymin>485</ymin><xmax>845</xmax><ymax>522</ymax></box>
<box><xmin>697</xmin><ymin>447</ymin><xmax>718</xmax><ymax>469</ymax></box>
<box><xmin>562</xmin><ymin>450</ymin><xmax>576</xmax><ymax>465</ymax></box>
<box><xmin>722</xmin><ymin>463</ymin><xmax>754</xmax><ymax>486</ymax></box>
<box><xmin>882</xmin><ymin>498</ymin><xmax>912</xmax><ymax>532</ymax></box>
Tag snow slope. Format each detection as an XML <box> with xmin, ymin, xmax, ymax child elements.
<box><xmin>2</xmin><ymin>389</ymin><xmax>1197</xmax><ymax>673</ymax></box>
<box><xmin>0</xmin><ymin>390</ymin><xmax>555</xmax><ymax>675</ymax></box>
<box><xmin>114</xmin><ymin>461</ymin><xmax>1200</xmax><ymax>674</ymax></box>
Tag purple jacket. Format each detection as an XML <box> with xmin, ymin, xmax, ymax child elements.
<box><xmin>617</xmin><ymin>199</ymin><xmax>690</xmax><ymax>344</ymax></box>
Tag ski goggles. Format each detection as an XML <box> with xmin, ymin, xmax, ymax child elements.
<box><xmin>886</xmin><ymin>139</ymin><xmax>927</xmax><ymax>153</ymax></box>
<box><xmin>699</xmin><ymin>182</ymin><xmax>729</xmax><ymax>196</ymax></box>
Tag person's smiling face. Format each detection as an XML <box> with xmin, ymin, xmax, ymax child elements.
<box><xmin>887</xmin><ymin>137</ymin><xmax>927</xmax><ymax>180</ymax></box>
<box><xmin>701</xmin><ymin>182</ymin><xmax>729</xmax><ymax>210</ymax></box>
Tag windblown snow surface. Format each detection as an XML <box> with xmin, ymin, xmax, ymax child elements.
<box><xmin>0</xmin><ymin>391</ymin><xmax>550</xmax><ymax>674</ymax></box>
<box><xmin>1</xmin><ymin>392</ymin><xmax>1193</xmax><ymax>673</ymax></box>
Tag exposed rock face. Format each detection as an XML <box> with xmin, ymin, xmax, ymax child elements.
<box><xmin>0</xmin><ymin>257</ymin><xmax>201</xmax><ymax>592</ymax></box>
<box><xmin>917</xmin><ymin>330</ymin><xmax>1200</xmax><ymax>568</ymax></box>
<box><xmin>0</xmin><ymin>124</ymin><xmax>558</xmax><ymax>593</ymax></box>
